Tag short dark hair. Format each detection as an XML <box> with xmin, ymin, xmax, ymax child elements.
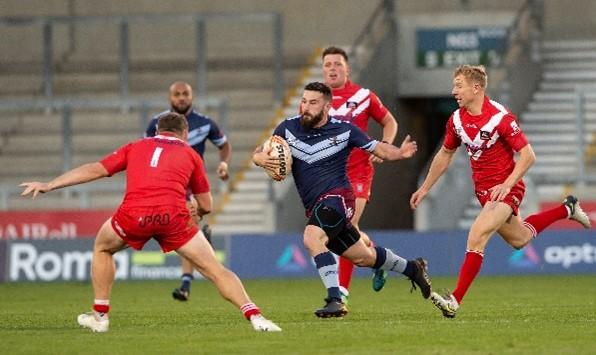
<box><xmin>157</xmin><ymin>112</ymin><xmax>188</xmax><ymax>135</ymax></box>
<box><xmin>322</xmin><ymin>46</ymin><xmax>349</xmax><ymax>62</ymax></box>
<box><xmin>304</xmin><ymin>82</ymin><xmax>332</xmax><ymax>102</ymax></box>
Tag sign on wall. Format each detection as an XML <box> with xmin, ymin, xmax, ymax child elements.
<box><xmin>1</xmin><ymin>230</ymin><xmax>593</xmax><ymax>282</ymax></box>
<box><xmin>416</xmin><ymin>26</ymin><xmax>508</xmax><ymax>68</ymax></box>
<box><xmin>0</xmin><ymin>210</ymin><xmax>113</xmax><ymax>240</ymax></box>
<box><xmin>1</xmin><ymin>239</ymin><xmax>203</xmax><ymax>282</ymax></box>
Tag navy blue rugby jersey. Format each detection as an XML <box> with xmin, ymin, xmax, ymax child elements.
<box><xmin>273</xmin><ymin>116</ymin><xmax>378</xmax><ymax>211</ymax></box>
<box><xmin>145</xmin><ymin>109</ymin><xmax>227</xmax><ymax>157</ymax></box>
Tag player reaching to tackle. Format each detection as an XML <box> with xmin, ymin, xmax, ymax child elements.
<box><xmin>410</xmin><ymin>65</ymin><xmax>592</xmax><ymax>318</ymax></box>
<box><xmin>253</xmin><ymin>82</ymin><xmax>431</xmax><ymax>318</ymax></box>
<box><xmin>21</xmin><ymin>113</ymin><xmax>280</xmax><ymax>332</ymax></box>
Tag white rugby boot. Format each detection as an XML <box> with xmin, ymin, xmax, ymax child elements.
<box><xmin>77</xmin><ymin>311</ymin><xmax>109</xmax><ymax>333</ymax></box>
<box><xmin>563</xmin><ymin>195</ymin><xmax>591</xmax><ymax>229</ymax></box>
<box><xmin>430</xmin><ymin>291</ymin><xmax>459</xmax><ymax>318</ymax></box>
<box><xmin>250</xmin><ymin>314</ymin><xmax>282</xmax><ymax>332</ymax></box>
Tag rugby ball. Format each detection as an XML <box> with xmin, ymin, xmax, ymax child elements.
<box><xmin>263</xmin><ymin>135</ymin><xmax>292</xmax><ymax>181</ymax></box>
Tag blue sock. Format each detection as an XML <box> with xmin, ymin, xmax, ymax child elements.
<box><xmin>376</xmin><ymin>247</ymin><xmax>412</xmax><ymax>276</ymax></box>
<box><xmin>402</xmin><ymin>261</ymin><xmax>416</xmax><ymax>279</ymax></box>
<box><xmin>180</xmin><ymin>273</ymin><xmax>193</xmax><ymax>291</ymax></box>
<box><xmin>373</xmin><ymin>246</ymin><xmax>387</xmax><ymax>269</ymax></box>
<box><xmin>313</xmin><ymin>252</ymin><xmax>341</xmax><ymax>301</ymax></box>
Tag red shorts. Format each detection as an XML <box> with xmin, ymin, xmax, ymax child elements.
<box><xmin>475</xmin><ymin>181</ymin><xmax>526</xmax><ymax>216</ymax></box>
<box><xmin>111</xmin><ymin>205</ymin><xmax>198</xmax><ymax>252</ymax></box>
<box><xmin>347</xmin><ymin>164</ymin><xmax>373</xmax><ymax>201</ymax></box>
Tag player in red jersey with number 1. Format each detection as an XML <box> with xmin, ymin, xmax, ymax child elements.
<box><xmin>322</xmin><ymin>46</ymin><xmax>399</xmax><ymax>303</ymax></box>
<box><xmin>20</xmin><ymin>113</ymin><xmax>280</xmax><ymax>332</ymax></box>
<box><xmin>410</xmin><ymin>65</ymin><xmax>591</xmax><ymax>318</ymax></box>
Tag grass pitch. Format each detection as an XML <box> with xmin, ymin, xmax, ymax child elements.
<box><xmin>1</xmin><ymin>275</ymin><xmax>595</xmax><ymax>354</ymax></box>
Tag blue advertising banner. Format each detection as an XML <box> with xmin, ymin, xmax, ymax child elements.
<box><xmin>2</xmin><ymin>230</ymin><xmax>594</xmax><ymax>282</ymax></box>
<box><xmin>228</xmin><ymin>230</ymin><xmax>596</xmax><ymax>279</ymax></box>
<box><xmin>2</xmin><ymin>239</ymin><xmax>202</xmax><ymax>282</ymax></box>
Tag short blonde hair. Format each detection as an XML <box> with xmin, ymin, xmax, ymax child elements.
<box><xmin>453</xmin><ymin>65</ymin><xmax>487</xmax><ymax>89</ymax></box>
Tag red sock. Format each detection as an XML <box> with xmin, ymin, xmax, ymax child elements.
<box><xmin>523</xmin><ymin>204</ymin><xmax>569</xmax><ymax>237</ymax></box>
<box><xmin>241</xmin><ymin>303</ymin><xmax>261</xmax><ymax>320</ymax></box>
<box><xmin>338</xmin><ymin>256</ymin><xmax>355</xmax><ymax>290</ymax></box>
<box><xmin>93</xmin><ymin>303</ymin><xmax>110</xmax><ymax>314</ymax></box>
<box><xmin>452</xmin><ymin>250</ymin><xmax>484</xmax><ymax>304</ymax></box>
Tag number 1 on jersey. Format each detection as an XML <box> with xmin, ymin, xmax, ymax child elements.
<box><xmin>150</xmin><ymin>147</ymin><xmax>164</xmax><ymax>167</ymax></box>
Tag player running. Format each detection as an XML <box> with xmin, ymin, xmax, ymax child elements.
<box><xmin>410</xmin><ymin>65</ymin><xmax>591</xmax><ymax>318</ymax></box>
<box><xmin>322</xmin><ymin>46</ymin><xmax>399</xmax><ymax>301</ymax></box>
<box><xmin>253</xmin><ymin>82</ymin><xmax>431</xmax><ymax>318</ymax></box>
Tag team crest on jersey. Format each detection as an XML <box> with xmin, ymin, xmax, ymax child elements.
<box><xmin>466</xmin><ymin>144</ymin><xmax>483</xmax><ymax>160</ymax></box>
<box><xmin>329</xmin><ymin>136</ymin><xmax>340</xmax><ymax>146</ymax></box>
<box><xmin>510</xmin><ymin>121</ymin><xmax>520</xmax><ymax>136</ymax></box>
<box><xmin>346</xmin><ymin>101</ymin><xmax>358</xmax><ymax>109</ymax></box>
<box><xmin>480</xmin><ymin>131</ymin><xmax>491</xmax><ymax>140</ymax></box>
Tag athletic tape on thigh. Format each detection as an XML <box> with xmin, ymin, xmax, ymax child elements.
<box><xmin>326</xmin><ymin>224</ymin><xmax>361</xmax><ymax>256</ymax></box>
<box><xmin>308</xmin><ymin>203</ymin><xmax>345</xmax><ymax>239</ymax></box>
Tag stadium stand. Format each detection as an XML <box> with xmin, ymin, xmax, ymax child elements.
<box><xmin>2</xmin><ymin>0</ymin><xmax>595</xmax><ymax>234</ymax></box>
<box><xmin>0</xmin><ymin>1</ymin><xmax>384</xmax><ymax>235</ymax></box>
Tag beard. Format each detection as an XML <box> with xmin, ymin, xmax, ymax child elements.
<box><xmin>171</xmin><ymin>103</ymin><xmax>191</xmax><ymax>115</ymax></box>
<box><xmin>300</xmin><ymin>110</ymin><xmax>325</xmax><ymax>129</ymax></box>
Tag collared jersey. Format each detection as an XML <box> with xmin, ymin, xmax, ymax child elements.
<box><xmin>273</xmin><ymin>116</ymin><xmax>378</xmax><ymax>211</ymax></box>
<box><xmin>328</xmin><ymin>80</ymin><xmax>389</xmax><ymax>171</ymax></box>
<box><xmin>443</xmin><ymin>96</ymin><xmax>529</xmax><ymax>190</ymax></box>
<box><xmin>145</xmin><ymin>109</ymin><xmax>227</xmax><ymax>157</ymax></box>
<box><xmin>100</xmin><ymin>133</ymin><xmax>210</xmax><ymax>209</ymax></box>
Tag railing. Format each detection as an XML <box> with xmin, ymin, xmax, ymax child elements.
<box><xmin>0</xmin><ymin>97</ymin><xmax>228</xmax><ymax>210</ymax></box>
<box><xmin>0</xmin><ymin>13</ymin><xmax>284</xmax><ymax>106</ymax></box>
<box><xmin>347</xmin><ymin>0</ymin><xmax>397</xmax><ymax>82</ymax></box>
<box><xmin>573</xmin><ymin>87</ymin><xmax>596</xmax><ymax>185</ymax></box>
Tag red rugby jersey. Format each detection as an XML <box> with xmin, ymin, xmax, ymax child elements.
<box><xmin>100</xmin><ymin>133</ymin><xmax>210</xmax><ymax>208</ymax></box>
<box><xmin>328</xmin><ymin>80</ymin><xmax>389</xmax><ymax>171</ymax></box>
<box><xmin>443</xmin><ymin>96</ymin><xmax>529</xmax><ymax>190</ymax></box>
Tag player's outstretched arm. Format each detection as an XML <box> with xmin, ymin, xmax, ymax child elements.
<box><xmin>370</xmin><ymin>112</ymin><xmax>399</xmax><ymax>164</ymax></box>
<box><xmin>373</xmin><ymin>134</ymin><xmax>417</xmax><ymax>161</ymax></box>
<box><xmin>20</xmin><ymin>162</ymin><xmax>109</xmax><ymax>199</ymax></box>
<box><xmin>410</xmin><ymin>146</ymin><xmax>456</xmax><ymax>209</ymax></box>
